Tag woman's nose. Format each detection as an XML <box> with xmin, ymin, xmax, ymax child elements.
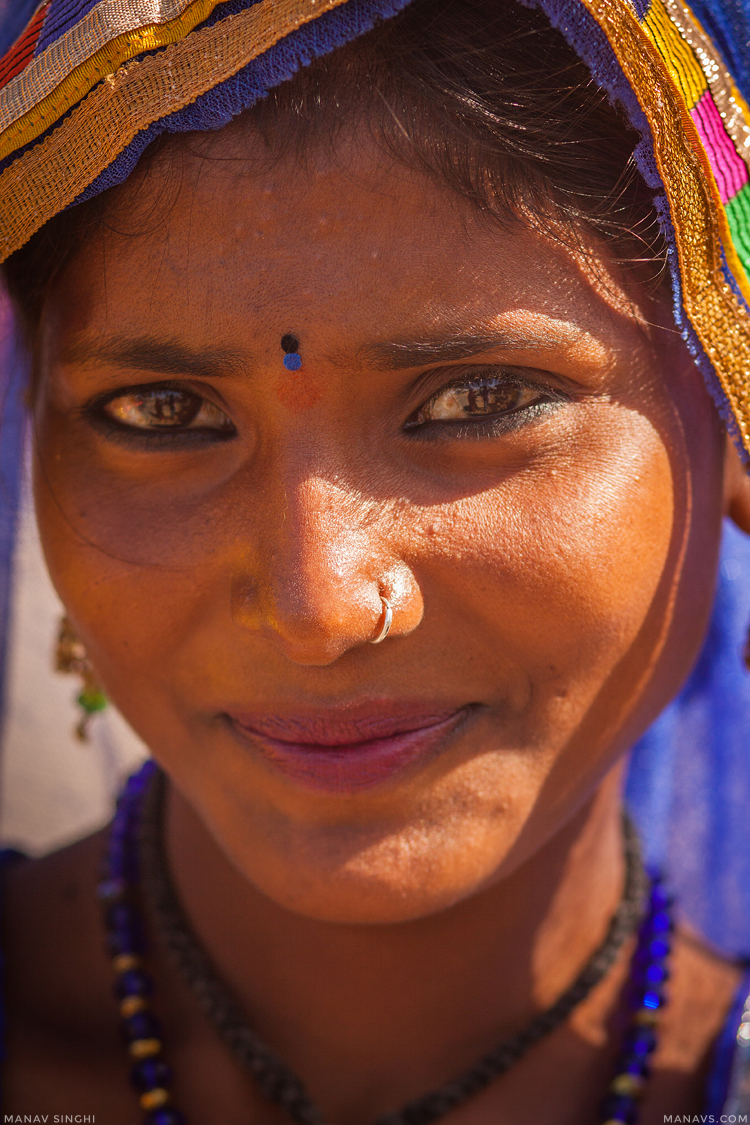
<box><xmin>230</xmin><ymin>476</ymin><xmax>424</xmax><ymax>665</ymax></box>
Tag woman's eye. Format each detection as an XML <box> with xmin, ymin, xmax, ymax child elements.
<box><xmin>409</xmin><ymin>374</ymin><xmax>546</xmax><ymax>428</ymax></box>
<box><xmin>102</xmin><ymin>387</ymin><xmax>234</xmax><ymax>433</ymax></box>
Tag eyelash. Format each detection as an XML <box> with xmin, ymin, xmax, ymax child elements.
<box><xmin>85</xmin><ymin>368</ymin><xmax>568</xmax><ymax>448</ymax></box>
<box><xmin>403</xmin><ymin>368</ymin><xmax>569</xmax><ymax>439</ymax></box>
<box><xmin>87</xmin><ymin>382</ymin><xmax>236</xmax><ymax>446</ymax></box>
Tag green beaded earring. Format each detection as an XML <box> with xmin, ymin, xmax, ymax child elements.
<box><xmin>55</xmin><ymin>615</ymin><xmax>108</xmax><ymax>741</ymax></box>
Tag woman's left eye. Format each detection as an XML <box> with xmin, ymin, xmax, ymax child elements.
<box><xmin>405</xmin><ymin>371</ymin><xmax>561</xmax><ymax>431</ymax></box>
<box><xmin>101</xmin><ymin>386</ymin><xmax>234</xmax><ymax>434</ymax></box>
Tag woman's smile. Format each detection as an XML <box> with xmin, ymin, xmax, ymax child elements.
<box><xmin>225</xmin><ymin>703</ymin><xmax>478</xmax><ymax>792</ymax></box>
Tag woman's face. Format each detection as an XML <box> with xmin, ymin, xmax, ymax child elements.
<box><xmin>33</xmin><ymin>129</ymin><xmax>727</xmax><ymax>923</ymax></box>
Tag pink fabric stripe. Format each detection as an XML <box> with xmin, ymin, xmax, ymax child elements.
<box><xmin>692</xmin><ymin>89</ymin><xmax>748</xmax><ymax>203</ymax></box>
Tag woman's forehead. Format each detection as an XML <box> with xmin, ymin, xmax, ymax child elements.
<box><xmin>50</xmin><ymin>149</ymin><xmax>647</xmax><ymax>363</ymax></box>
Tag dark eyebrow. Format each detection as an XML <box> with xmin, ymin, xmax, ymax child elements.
<box><xmin>64</xmin><ymin>329</ymin><xmax>572</xmax><ymax>375</ymax></box>
<box><xmin>360</xmin><ymin>330</ymin><xmax>562</xmax><ymax>370</ymax></box>
<box><xmin>61</xmin><ymin>335</ymin><xmax>246</xmax><ymax>379</ymax></box>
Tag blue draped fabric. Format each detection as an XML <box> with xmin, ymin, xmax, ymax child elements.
<box><xmin>627</xmin><ymin>520</ymin><xmax>750</xmax><ymax>959</ymax></box>
<box><xmin>681</xmin><ymin>0</ymin><xmax>750</xmax><ymax>102</ymax></box>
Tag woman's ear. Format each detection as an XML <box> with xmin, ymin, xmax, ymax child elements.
<box><xmin>724</xmin><ymin>435</ymin><xmax>750</xmax><ymax>534</ymax></box>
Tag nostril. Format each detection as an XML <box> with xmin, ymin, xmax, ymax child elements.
<box><xmin>231</xmin><ymin>576</ymin><xmax>380</xmax><ymax>662</ymax></box>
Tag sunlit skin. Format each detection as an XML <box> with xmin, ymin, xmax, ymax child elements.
<box><xmin>4</xmin><ymin>123</ymin><xmax>750</xmax><ymax>1122</ymax></box>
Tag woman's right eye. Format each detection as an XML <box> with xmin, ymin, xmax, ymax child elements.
<box><xmin>101</xmin><ymin>386</ymin><xmax>234</xmax><ymax>434</ymax></box>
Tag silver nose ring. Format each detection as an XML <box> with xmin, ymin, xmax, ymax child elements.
<box><xmin>370</xmin><ymin>597</ymin><xmax>393</xmax><ymax>644</ymax></box>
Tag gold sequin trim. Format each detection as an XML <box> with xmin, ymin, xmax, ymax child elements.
<box><xmin>578</xmin><ymin>0</ymin><xmax>750</xmax><ymax>452</ymax></box>
<box><xmin>0</xmin><ymin>0</ymin><xmax>350</xmax><ymax>262</ymax></box>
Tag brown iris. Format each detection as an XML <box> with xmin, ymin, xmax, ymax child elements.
<box><xmin>415</xmin><ymin>376</ymin><xmax>541</xmax><ymax>424</ymax></box>
<box><xmin>103</xmin><ymin>387</ymin><xmax>233</xmax><ymax>432</ymax></box>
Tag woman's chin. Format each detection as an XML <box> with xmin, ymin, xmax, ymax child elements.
<box><xmin>198</xmin><ymin>762</ymin><xmax>531</xmax><ymax>925</ymax></box>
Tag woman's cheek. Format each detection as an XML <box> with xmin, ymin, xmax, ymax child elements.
<box><xmin>33</xmin><ymin>396</ymin><xmax>252</xmax><ymax>570</ymax></box>
<box><xmin>423</xmin><ymin>410</ymin><xmax>674</xmax><ymax>669</ymax></box>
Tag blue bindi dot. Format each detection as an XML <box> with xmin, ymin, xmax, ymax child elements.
<box><xmin>281</xmin><ymin>334</ymin><xmax>302</xmax><ymax>371</ymax></box>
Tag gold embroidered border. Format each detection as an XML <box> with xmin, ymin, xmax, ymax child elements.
<box><xmin>0</xmin><ymin>0</ymin><xmax>204</xmax><ymax>135</ymax></box>
<box><xmin>0</xmin><ymin>0</ymin><xmax>225</xmax><ymax>162</ymax></box>
<box><xmin>578</xmin><ymin>0</ymin><xmax>750</xmax><ymax>452</ymax></box>
<box><xmin>661</xmin><ymin>0</ymin><xmax>750</xmax><ymax>169</ymax></box>
<box><xmin>0</xmin><ymin>0</ymin><xmax>351</xmax><ymax>262</ymax></box>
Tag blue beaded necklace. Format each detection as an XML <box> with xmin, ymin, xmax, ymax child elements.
<box><xmin>601</xmin><ymin>881</ymin><xmax>673</xmax><ymax>1125</ymax></box>
<box><xmin>99</xmin><ymin>761</ymin><xmax>672</xmax><ymax>1125</ymax></box>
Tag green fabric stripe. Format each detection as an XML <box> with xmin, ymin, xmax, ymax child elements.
<box><xmin>727</xmin><ymin>183</ymin><xmax>750</xmax><ymax>280</ymax></box>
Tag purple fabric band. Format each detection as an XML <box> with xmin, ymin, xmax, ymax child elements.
<box><xmin>66</xmin><ymin>0</ymin><xmax>416</xmax><ymax>210</ymax></box>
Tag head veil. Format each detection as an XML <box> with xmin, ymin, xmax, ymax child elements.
<box><xmin>1</xmin><ymin>0</ymin><xmax>750</xmax><ymax>956</ymax></box>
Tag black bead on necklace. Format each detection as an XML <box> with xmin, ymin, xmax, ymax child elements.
<box><xmin>100</xmin><ymin>762</ymin><xmax>672</xmax><ymax>1125</ymax></box>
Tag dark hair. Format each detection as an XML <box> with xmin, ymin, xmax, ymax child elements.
<box><xmin>1</xmin><ymin>0</ymin><xmax>665</xmax><ymax>346</ymax></box>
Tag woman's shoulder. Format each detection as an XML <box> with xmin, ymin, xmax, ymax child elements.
<box><xmin>0</xmin><ymin>831</ymin><xmax>127</xmax><ymax>1109</ymax></box>
<box><xmin>657</xmin><ymin>928</ymin><xmax>747</xmax><ymax>1117</ymax></box>
<box><xmin>2</xmin><ymin>830</ymin><xmax>111</xmax><ymax>1029</ymax></box>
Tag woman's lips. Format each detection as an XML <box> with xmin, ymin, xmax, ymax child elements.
<box><xmin>226</xmin><ymin>705</ymin><xmax>473</xmax><ymax>793</ymax></box>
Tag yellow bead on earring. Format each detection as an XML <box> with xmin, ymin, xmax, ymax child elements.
<box><xmin>55</xmin><ymin>615</ymin><xmax>107</xmax><ymax>741</ymax></box>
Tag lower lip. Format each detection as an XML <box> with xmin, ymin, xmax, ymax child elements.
<box><xmin>229</xmin><ymin>709</ymin><xmax>471</xmax><ymax>793</ymax></box>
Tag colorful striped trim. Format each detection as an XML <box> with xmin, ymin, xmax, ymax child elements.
<box><xmin>0</xmin><ymin>0</ymin><xmax>351</xmax><ymax>261</ymax></box>
<box><xmin>661</xmin><ymin>0</ymin><xmax>750</xmax><ymax>167</ymax></box>
<box><xmin>656</xmin><ymin>0</ymin><xmax>750</xmax><ymax>300</ymax></box>
<box><xmin>0</xmin><ymin>0</ymin><xmax>225</xmax><ymax>162</ymax></box>
<box><xmin>639</xmin><ymin>0</ymin><xmax>750</xmax><ymax>297</ymax></box>
<box><xmin>0</xmin><ymin>0</ymin><xmax>204</xmax><ymax>133</ymax></box>
<box><xmin>0</xmin><ymin>4</ymin><xmax>50</xmax><ymax>90</ymax></box>
<box><xmin>579</xmin><ymin>0</ymin><xmax>750</xmax><ymax>450</ymax></box>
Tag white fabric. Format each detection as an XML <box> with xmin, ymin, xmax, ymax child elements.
<box><xmin>0</xmin><ymin>468</ymin><xmax>146</xmax><ymax>856</ymax></box>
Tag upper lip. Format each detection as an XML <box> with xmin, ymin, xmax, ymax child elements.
<box><xmin>226</xmin><ymin>703</ymin><xmax>472</xmax><ymax>746</ymax></box>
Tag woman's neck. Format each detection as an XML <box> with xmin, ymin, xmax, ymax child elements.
<box><xmin>164</xmin><ymin>766</ymin><xmax>627</xmax><ymax>1121</ymax></box>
